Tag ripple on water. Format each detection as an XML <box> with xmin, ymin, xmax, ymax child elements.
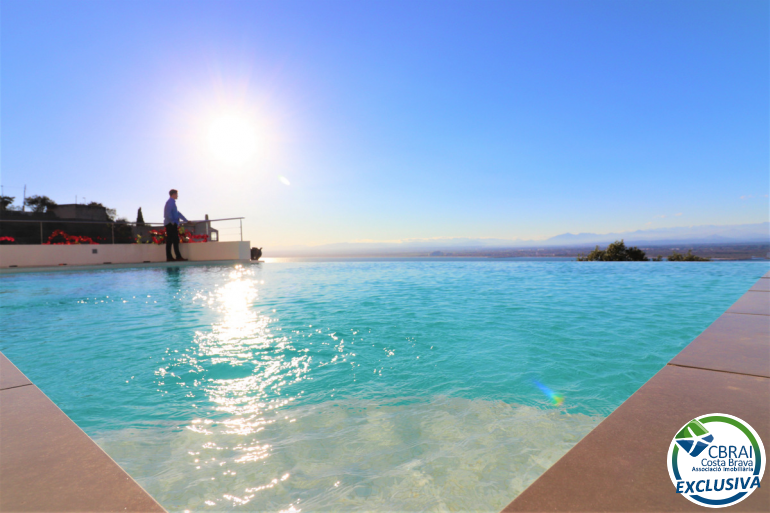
<box><xmin>1</xmin><ymin>260</ymin><xmax>767</xmax><ymax>511</ymax></box>
<box><xmin>94</xmin><ymin>396</ymin><xmax>601</xmax><ymax>512</ymax></box>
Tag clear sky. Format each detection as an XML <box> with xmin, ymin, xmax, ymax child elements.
<box><xmin>2</xmin><ymin>0</ymin><xmax>768</xmax><ymax>247</ymax></box>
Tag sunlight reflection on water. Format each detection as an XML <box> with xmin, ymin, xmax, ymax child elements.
<box><xmin>3</xmin><ymin>260</ymin><xmax>767</xmax><ymax>511</ymax></box>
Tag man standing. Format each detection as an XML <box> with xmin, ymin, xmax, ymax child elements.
<box><xmin>164</xmin><ymin>189</ymin><xmax>189</xmax><ymax>262</ymax></box>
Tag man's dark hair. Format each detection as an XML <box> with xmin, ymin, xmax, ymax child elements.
<box><xmin>169</xmin><ymin>189</ymin><xmax>178</xmax><ymax>196</ymax></box>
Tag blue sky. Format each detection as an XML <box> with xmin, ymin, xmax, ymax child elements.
<box><xmin>2</xmin><ymin>0</ymin><xmax>768</xmax><ymax>247</ymax></box>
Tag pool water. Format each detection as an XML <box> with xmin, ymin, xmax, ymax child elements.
<box><xmin>1</xmin><ymin>259</ymin><xmax>766</xmax><ymax>511</ymax></box>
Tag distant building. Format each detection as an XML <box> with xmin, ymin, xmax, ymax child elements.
<box><xmin>51</xmin><ymin>204</ymin><xmax>109</xmax><ymax>221</ymax></box>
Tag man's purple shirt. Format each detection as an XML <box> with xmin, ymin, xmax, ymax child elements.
<box><xmin>164</xmin><ymin>198</ymin><xmax>188</xmax><ymax>225</ymax></box>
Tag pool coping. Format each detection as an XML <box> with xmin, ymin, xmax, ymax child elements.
<box><xmin>0</xmin><ymin>258</ymin><xmax>254</xmax><ymax>275</ymax></box>
<box><xmin>502</xmin><ymin>270</ymin><xmax>770</xmax><ymax>511</ymax></box>
<box><xmin>0</xmin><ymin>354</ymin><xmax>166</xmax><ymax>512</ymax></box>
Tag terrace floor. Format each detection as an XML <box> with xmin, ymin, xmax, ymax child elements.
<box><xmin>0</xmin><ymin>354</ymin><xmax>165</xmax><ymax>512</ymax></box>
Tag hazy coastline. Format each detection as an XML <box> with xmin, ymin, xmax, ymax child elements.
<box><xmin>267</xmin><ymin>243</ymin><xmax>769</xmax><ymax>261</ymax></box>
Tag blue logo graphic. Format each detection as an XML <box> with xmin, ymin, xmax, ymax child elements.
<box><xmin>675</xmin><ymin>419</ymin><xmax>714</xmax><ymax>457</ymax></box>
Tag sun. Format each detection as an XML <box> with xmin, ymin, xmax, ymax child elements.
<box><xmin>207</xmin><ymin>114</ymin><xmax>258</xmax><ymax>166</ymax></box>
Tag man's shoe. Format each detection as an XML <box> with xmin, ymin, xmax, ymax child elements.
<box><xmin>166</xmin><ymin>257</ymin><xmax>176</xmax><ymax>262</ymax></box>
<box><xmin>176</xmin><ymin>257</ymin><xmax>188</xmax><ymax>262</ymax></box>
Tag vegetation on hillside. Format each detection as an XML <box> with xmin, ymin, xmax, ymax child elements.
<box><xmin>578</xmin><ymin>240</ymin><xmax>711</xmax><ymax>261</ymax></box>
<box><xmin>666</xmin><ymin>249</ymin><xmax>711</xmax><ymax>261</ymax></box>
<box><xmin>577</xmin><ymin>240</ymin><xmax>649</xmax><ymax>261</ymax></box>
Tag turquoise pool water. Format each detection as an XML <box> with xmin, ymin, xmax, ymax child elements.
<box><xmin>1</xmin><ymin>259</ymin><xmax>767</xmax><ymax>511</ymax></box>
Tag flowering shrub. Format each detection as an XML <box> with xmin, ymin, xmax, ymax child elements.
<box><xmin>189</xmin><ymin>233</ymin><xmax>209</xmax><ymax>243</ymax></box>
<box><xmin>44</xmin><ymin>230</ymin><xmax>98</xmax><ymax>245</ymax></box>
<box><xmin>0</xmin><ymin>236</ymin><xmax>15</xmax><ymax>244</ymax></box>
<box><xmin>147</xmin><ymin>227</ymin><xmax>208</xmax><ymax>244</ymax></box>
<box><xmin>149</xmin><ymin>228</ymin><xmax>166</xmax><ymax>245</ymax></box>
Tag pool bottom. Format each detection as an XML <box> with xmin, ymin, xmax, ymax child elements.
<box><xmin>93</xmin><ymin>395</ymin><xmax>601</xmax><ymax>512</ymax></box>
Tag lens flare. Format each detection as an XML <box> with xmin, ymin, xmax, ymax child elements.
<box><xmin>278</xmin><ymin>176</ymin><xmax>291</xmax><ymax>186</ymax></box>
<box><xmin>533</xmin><ymin>381</ymin><xmax>564</xmax><ymax>406</ymax></box>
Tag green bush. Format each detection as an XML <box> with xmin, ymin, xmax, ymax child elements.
<box><xmin>24</xmin><ymin>195</ymin><xmax>57</xmax><ymax>213</ymax></box>
<box><xmin>0</xmin><ymin>195</ymin><xmax>17</xmax><ymax>211</ymax></box>
<box><xmin>667</xmin><ymin>250</ymin><xmax>710</xmax><ymax>261</ymax></box>
<box><xmin>577</xmin><ymin>240</ymin><xmax>649</xmax><ymax>261</ymax></box>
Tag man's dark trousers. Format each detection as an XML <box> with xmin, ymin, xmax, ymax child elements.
<box><xmin>165</xmin><ymin>223</ymin><xmax>182</xmax><ymax>260</ymax></box>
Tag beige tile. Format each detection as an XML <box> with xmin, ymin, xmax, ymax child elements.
<box><xmin>750</xmin><ymin>279</ymin><xmax>770</xmax><ymax>292</ymax></box>
<box><xmin>502</xmin><ymin>366</ymin><xmax>770</xmax><ymax>512</ymax></box>
<box><xmin>0</xmin><ymin>384</ymin><xmax>164</xmax><ymax>512</ymax></box>
<box><xmin>669</xmin><ymin>313</ymin><xmax>770</xmax><ymax>378</ymax></box>
<box><xmin>727</xmin><ymin>291</ymin><xmax>770</xmax><ymax>316</ymax></box>
<box><xmin>0</xmin><ymin>352</ymin><xmax>32</xmax><ymax>390</ymax></box>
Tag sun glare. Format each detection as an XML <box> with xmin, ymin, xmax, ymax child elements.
<box><xmin>207</xmin><ymin>114</ymin><xmax>258</xmax><ymax>166</ymax></box>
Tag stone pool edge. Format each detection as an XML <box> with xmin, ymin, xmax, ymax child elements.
<box><xmin>501</xmin><ymin>270</ymin><xmax>770</xmax><ymax>512</ymax></box>
<box><xmin>0</xmin><ymin>258</ymin><xmax>254</xmax><ymax>275</ymax></box>
<box><xmin>0</xmin><ymin>353</ymin><xmax>166</xmax><ymax>512</ymax></box>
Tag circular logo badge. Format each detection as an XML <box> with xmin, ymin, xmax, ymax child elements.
<box><xmin>667</xmin><ymin>414</ymin><xmax>765</xmax><ymax>508</ymax></box>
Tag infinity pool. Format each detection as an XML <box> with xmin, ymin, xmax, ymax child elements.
<box><xmin>1</xmin><ymin>259</ymin><xmax>767</xmax><ymax>511</ymax></box>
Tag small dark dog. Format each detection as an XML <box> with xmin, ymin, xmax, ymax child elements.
<box><xmin>250</xmin><ymin>247</ymin><xmax>263</xmax><ymax>261</ymax></box>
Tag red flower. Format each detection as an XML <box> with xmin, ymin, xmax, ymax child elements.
<box><xmin>45</xmin><ymin>230</ymin><xmax>98</xmax><ymax>245</ymax></box>
<box><xmin>148</xmin><ymin>228</ymin><xmax>167</xmax><ymax>244</ymax></box>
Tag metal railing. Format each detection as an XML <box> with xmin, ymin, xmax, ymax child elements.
<box><xmin>0</xmin><ymin>217</ymin><xmax>245</xmax><ymax>245</ymax></box>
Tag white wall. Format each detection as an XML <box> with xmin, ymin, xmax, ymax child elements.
<box><xmin>0</xmin><ymin>242</ymin><xmax>251</xmax><ymax>268</ymax></box>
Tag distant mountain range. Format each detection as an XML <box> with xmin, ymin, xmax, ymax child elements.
<box><xmin>271</xmin><ymin>222</ymin><xmax>770</xmax><ymax>256</ymax></box>
<box><xmin>543</xmin><ymin>222</ymin><xmax>770</xmax><ymax>246</ymax></box>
